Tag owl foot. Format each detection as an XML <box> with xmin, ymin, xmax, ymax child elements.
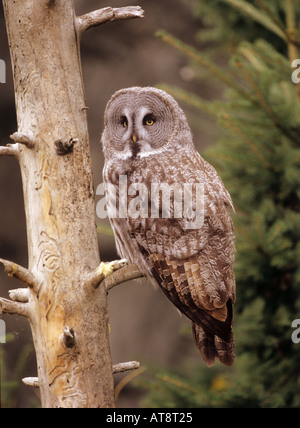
<box><xmin>85</xmin><ymin>259</ymin><xmax>128</xmax><ymax>289</ymax></box>
<box><xmin>98</xmin><ymin>259</ymin><xmax>128</xmax><ymax>278</ymax></box>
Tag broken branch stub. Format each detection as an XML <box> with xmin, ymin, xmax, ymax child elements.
<box><xmin>76</xmin><ymin>6</ymin><xmax>144</xmax><ymax>35</ymax></box>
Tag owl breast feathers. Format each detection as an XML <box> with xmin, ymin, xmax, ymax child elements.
<box><xmin>102</xmin><ymin>87</ymin><xmax>236</xmax><ymax>367</ymax></box>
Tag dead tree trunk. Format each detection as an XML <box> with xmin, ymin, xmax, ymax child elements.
<box><xmin>0</xmin><ymin>0</ymin><xmax>143</xmax><ymax>408</ymax></box>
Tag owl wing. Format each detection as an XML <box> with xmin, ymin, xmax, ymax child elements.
<box><xmin>127</xmin><ymin>159</ymin><xmax>236</xmax><ymax>367</ymax></box>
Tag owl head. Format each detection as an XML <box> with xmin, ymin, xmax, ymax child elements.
<box><xmin>102</xmin><ymin>87</ymin><xmax>193</xmax><ymax>160</ymax></box>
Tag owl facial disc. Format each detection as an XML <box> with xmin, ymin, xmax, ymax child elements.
<box><xmin>102</xmin><ymin>87</ymin><xmax>193</xmax><ymax>160</ymax></box>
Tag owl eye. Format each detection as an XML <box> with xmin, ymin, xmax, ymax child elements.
<box><xmin>121</xmin><ymin>116</ymin><xmax>128</xmax><ymax>128</ymax></box>
<box><xmin>143</xmin><ymin>114</ymin><xmax>156</xmax><ymax>126</ymax></box>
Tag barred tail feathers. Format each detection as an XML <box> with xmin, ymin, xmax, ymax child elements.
<box><xmin>192</xmin><ymin>323</ymin><xmax>235</xmax><ymax>367</ymax></box>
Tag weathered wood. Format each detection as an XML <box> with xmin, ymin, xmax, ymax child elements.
<box><xmin>1</xmin><ymin>0</ymin><xmax>113</xmax><ymax>408</ymax></box>
<box><xmin>113</xmin><ymin>361</ymin><xmax>141</xmax><ymax>374</ymax></box>
<box><xmin>76</xmin><ymin>6</ymin><xmax>144</xmax><ymax>35</ymax></box>
<box><xmin>1</xmin><ymin>0</ymin><xmax>144</xmax><ymax>408</ymax></box>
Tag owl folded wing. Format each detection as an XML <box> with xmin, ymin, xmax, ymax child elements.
<box><xmin>128</xmin><ymin>197</ymin><xmax>236</xmax><ymax>344</ymax></box>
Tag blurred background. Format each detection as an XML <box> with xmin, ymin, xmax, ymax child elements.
<box><xmin>1</xmin><ymin>0</ymin><xmax>300</xmax><ymax>408</ymax></box>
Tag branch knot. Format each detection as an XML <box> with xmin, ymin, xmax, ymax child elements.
<box><xmin>55</xmin><ymin>138</ymin><xmax>78</xmax><ymax>156</ymax></box>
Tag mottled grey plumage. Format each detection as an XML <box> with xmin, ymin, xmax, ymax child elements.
<box><xmin>101</xmin><ymin>87</ymin><xmax>236</xmax><ymax>366</ymax></box>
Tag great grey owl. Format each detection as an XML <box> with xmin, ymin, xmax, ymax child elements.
<box><xmin>101</xmin><ymin>87</ymin><xmax>236</xmax><ymax>367</ymax></box>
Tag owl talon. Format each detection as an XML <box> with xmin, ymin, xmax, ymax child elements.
<box><xmin>85</xmin><ymin>259</ymin><xmax>128</xmax><ymax>289</ymax></box>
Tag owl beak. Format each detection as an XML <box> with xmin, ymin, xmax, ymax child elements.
<box><xmin>132</xmin><ymin>134</ymin><xmax>138</xmax><ymax>143</ymax></box>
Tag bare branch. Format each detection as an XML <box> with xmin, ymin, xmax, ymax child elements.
<box><xmin>0</xmin><ymin>297</ymin><xmax>29</xmax><ymax>317</ymax></box>
<box><xmin>0</xmin><ymin>258</ymin><xmax>38</xmax><ymax>290</ymax></box>
<box><xmin>76</xmin><ymin>6</ymin><xmax>144</xmax><ymax>35</ymax></box>
<box><xmin>21</xmin><ymin>362</ymin><xmax>141</xmax><ymax>387</ymax></box>
<box><xmin>22</xmin><ymin>377</ymin><xmax>40</xmax><ymax>388</ymax></box>
<box><xmin>85</xmin><ymin>259</ymin><xmax>129</xmax><ymax>289</ymax></box>
<box><xmin>113</xmin><ymin>361</ymin><xmax>141</xmax><ymax>374</ymax></box>
<box><xmin>9</xmin><ymin>288</ymin><xmax>29</xmax><ymax>303</ymax></box>
<box><xmin>22</xmin><ymin>362</ymin><xmax>141</xmax><ymax>385</ymax></box>
<box><xmin>0</xmin><ymin>144</ymin><xmax>19</xmax><ymax>157</ymax></box>
<box><xmin>0</xmin><ymin>132</ymin><xmax>35</xmax><ymax>157</ymax></box>
<box><xmin>104</xmin><ymin>263</ymin><xmax>144</xmax><ymax>292</ymax></box>
<box><xmin>10</xmin><ymin>132</ymin><xmax>35</xmax><ymax>149</ymax></box>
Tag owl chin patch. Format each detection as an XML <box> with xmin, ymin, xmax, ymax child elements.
<box><xmin>130</xmin><ymin>141</ymin><xmax>141</xmax><ymax>159</ymax></box>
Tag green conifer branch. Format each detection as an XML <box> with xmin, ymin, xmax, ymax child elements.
<box><xmin>221</xmin><ymin>114</ymin><xmax>272</xmax><ymax>168</ymax></box>
<box><xmin>256</xmin><ymin>0</ymin><xmax>287</xmax><ymax>37</ymax></box>
<box><xmin>158</xmin><ymin>84</ymin><xmax>272</xmax><ymax>168</ymax></box>
<box><xmin>218</xmin><ymin>0</ymin><xmax>288</xmax><ymax>42</ymax></box>
<box><xmin>285</xmin><ymin>0</ymin><xmax>300</xmax><ymax>101</ymax></box>
<box><xmin>235</xmin><ymin>61</ymin><xmax>277</xmax><ymax>121</ymax></box>
<box><xmin>156</xmin><ymin>84</ymin><xmax>220</xmax><ymax>119</ymax></box>
<box><xmin>238</xmin><ymin>40</ymin><xmax>291</xmax><ymax>76</ymax></box>
<box><xmin>285</xmin><ymin>0</ymin><xmax>300</xmax><ymax>58</ymax></box>
<box><xmin>156</xmin><ymin>30</ymin><xmax>251</xmax><ymax>101</ymax></box>
<box><xmin>235</xmin><ymin>60</ymin><xmax>300</xmax><ymax>143</ymax></box>
<box><xmin>147</xmin><ymin>0</ymin><xmax>300</xmax><ymax>409</ymax></box>
<box><xmin>157</xmin><ymin>31</ymin><xmax>300</xmax><ymax>144</ymax></box>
